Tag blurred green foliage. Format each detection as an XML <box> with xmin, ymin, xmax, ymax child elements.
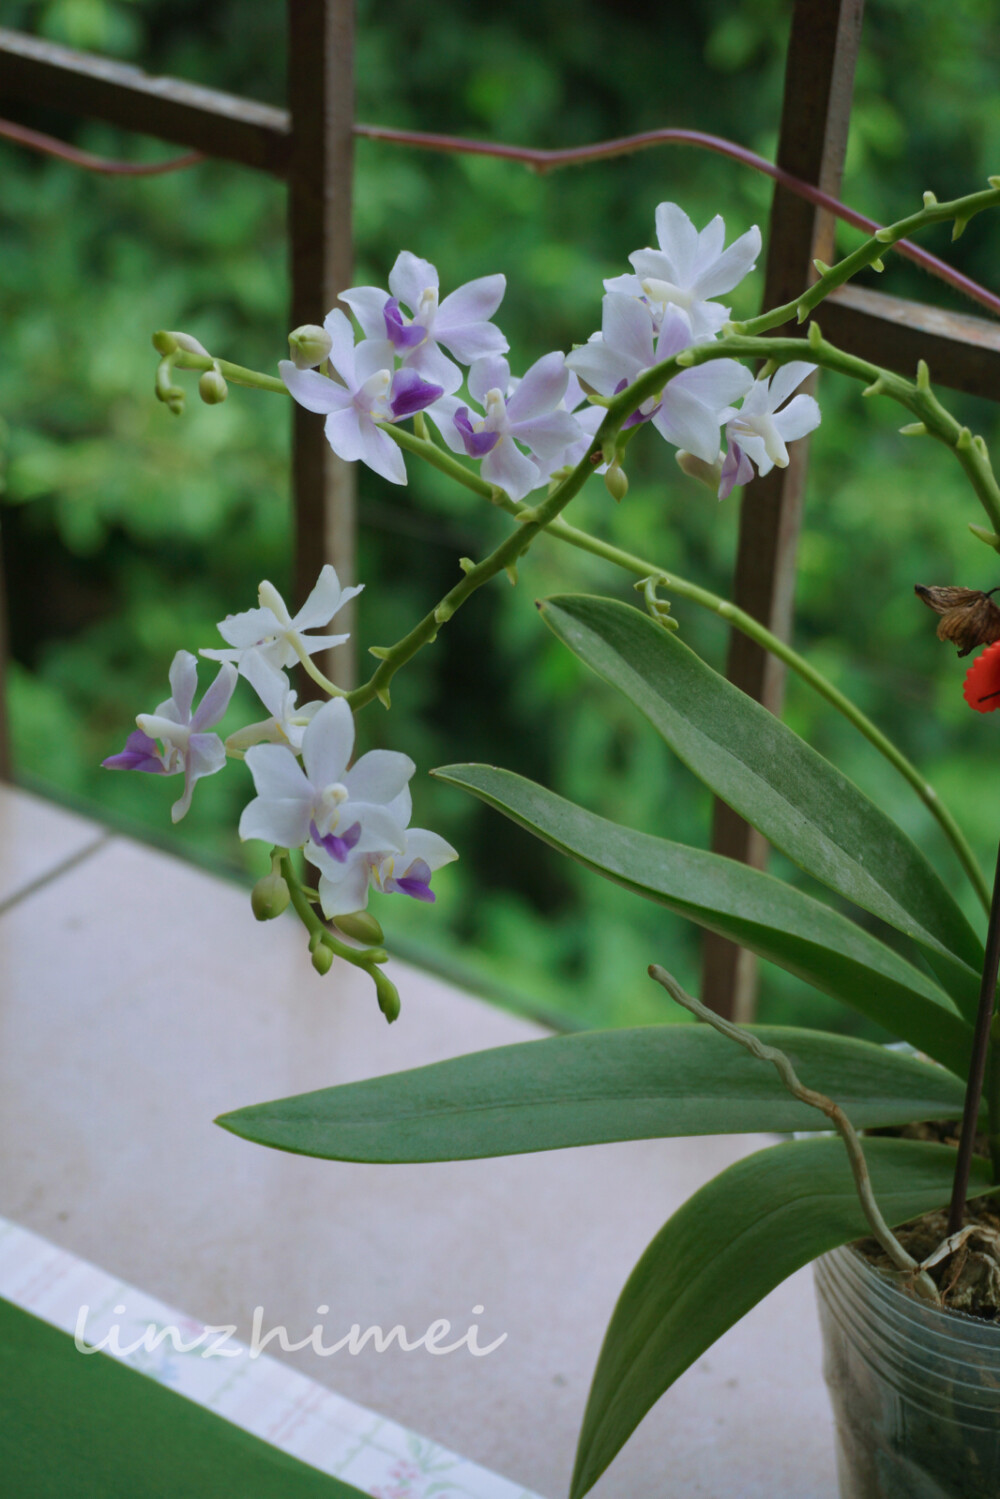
<box><xmin>3</xmin><ymin>0</ymin><xmax>1000</xmax><ymax>1032</ymax></box>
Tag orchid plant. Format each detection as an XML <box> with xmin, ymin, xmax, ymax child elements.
<box><xmin>113</xmin><ymin>182</ymin><xmax>1000</xmax><ymax>1494</ymax></box>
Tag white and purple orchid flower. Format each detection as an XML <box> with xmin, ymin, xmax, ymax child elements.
<box><xmin>340</xmin><ymin>252</ymin><xmax>508</xmax><ymax>397</ymax></box>
<box><xmin>532</xmin><ymin>369</ymin><xmax>605</xmax><ymax>482</ymax></box>
<box><xmin>103</xmin><ymin>650</ymin><xmax>237</xmax><ymax>823</ymax></box>
<box><xmin>718</xmin><ymin>361</ymin><xmax>821</xmax><ymax>499</ymax></box>
<box><xmin>317</xmin><ymin>826</ymin><xmax>459</xmax><ymax>919</ymax></box>
<box><xmin>428</xmin><ymin>351</ymin><xmax>584</xmax><ymax>502</ymax></box>
<box><xmin>238</xmin><ymin>697</ymin><xmax>413</xmax><ymax>862</ymax></box>
<box><xmin>566</xmin><ymin>294</ymin><xmax>753</xmax><ymax>463</ymax></box>
<box><xmin>201</xmin><ymin>564</ymin><xmax>362</xmax><ymax>696</ymax></box>
<box><xmin>280</xmin><ymin>309</ymin><xmax>444</xmax><ymax>484</ymax></box>
<box><xmin>606</xmin><ymin>203</ymin><xmax>761</xmax><ymax>342</ymax></box>
<box><xmin>223</xmin><ymin>667</ymin><xmax>324</xmax><ymax>756</ymax></box>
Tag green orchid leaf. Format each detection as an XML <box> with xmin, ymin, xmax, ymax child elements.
<box><xmin>432</xmin><ymin>764</ymin><xmax>971</xmax><ymax>1076</ymax></box>
<box><xmin>571</xmin><ymin>1137</ymin><xmax>994</xmax><ymax>1498</ymax></box>
<box><xmin>216</xmin><ymin>1026</ymin><xmax>968</xmax><ymax>1162</ymax></box>
<box><xmin>538</xmin><ymin>594</ymin><xmax>984</xmax><ymax>1018</ymax></box>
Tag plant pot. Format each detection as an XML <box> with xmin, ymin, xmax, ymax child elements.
<box><xmin>814</xmin><ymin>1243</ymin><xmax>1000</xmax><ymax>1499</ymax></box>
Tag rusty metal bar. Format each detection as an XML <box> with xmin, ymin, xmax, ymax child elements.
<box><xmin>0</xmin><ymin>27</ymin><xmax>290</xmax><ymax>173</ymax></box>
<box><xmin>701</xmin><ymin>0</ymin><xmax>866</xmax><ymax>1023</ymax></box>
<box><xmin>823</xmin><ymin>284</ymin><xmax>1000</xmax><ymax>397</ymax></box>
<box><xmin>287</xmin><ymin>0</ymin><xmax>357</xmax><ymax>689</ymax></box>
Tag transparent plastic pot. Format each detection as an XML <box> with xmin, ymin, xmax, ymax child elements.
<box><xmin>814</xmin><ymin>1243</ymin><xmax>1000</xmax><ymax>1499</ymax></box>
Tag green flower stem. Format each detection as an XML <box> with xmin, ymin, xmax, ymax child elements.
<box><xmin>344</xmin><ymin>431</ymin><xmax>606</xmax><ymax>712</ymax></box>
<box><xmin>289</xmin><ymin>634</ymin><xmax>346</xmax><ymax>697</ymax></box>
<box><xmin>383</xmin><ymin>423</ymin><xmax>495</xmax><ymax>498</ymax></box>
<box><xmin>537</xmin><ymin>515</ymin><xmax>990</xmax><ymax>913</ymax></box>
<box><xmin>623</xmin><ymin>332</ymin><xmax>1000</xmax><ymax>536</ymax></box>
<box><xmin>279</xmin><ymin>852</ymin><xmax>388</xmax><ymax>973</ymax></box>
<box><xmin>649</xmin><ymin>964</ymin><xmax>941</xmax><ymax>1301</ymax></box>
<box><xmin>373</xmin><ymin>363</ymin><xmax>989</xmax><ymax>908</ymax></box>
<box><xmin>738</xmin><ymin>184</ymin><xmax>1000</xmax><ymax>337</ymax></box>
<box><xmin>173</xmin><ymin>349</ymin><xmax>289</xmax><ymax>394</ymax></box>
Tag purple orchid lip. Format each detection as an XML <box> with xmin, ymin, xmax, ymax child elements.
<box><xmin>718</xmin><ymin>438</ymin><xmax>753</xmax><ymax>500</ymax></box>
<box><xmin>102</xmin><ymin>729</ymin><xmax>165</xmax><ymax>773</ymax></box>
<box><xmin>384</xmin><ymin>297</ymin><xmax>426</xmax><ymax>351</ymax></box>
<box><xmin>386</xmin><ymin>859</ymin><xmax>435</xmax><ymax>903</ymax></box>
<box><xmin>455</xmin><ymin>407</ymin><xmax>500</xmax><ymax>458</ymax></box>
<box><xmin>390</xmin><ymin>368</ymin><xmax>444</xmax><ymax>420</ymax></box>
<box><xmin>310</xmin><ymin>819</ymin><xmax>362</xmax><ymax>863</ymax></box>
<box><xmin>613</xmin><ymin>377</ymin><xmax>660</xmax><ymax>430</ymax></box>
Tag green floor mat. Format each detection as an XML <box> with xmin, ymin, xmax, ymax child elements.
<box><xmin>0</xmin><ymin>1295</ymin><xmax>371</xmax><ymax>1498</ymax></box>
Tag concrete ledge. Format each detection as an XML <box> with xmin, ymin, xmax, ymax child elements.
<box><xmin>0</xmin><ymin>787</ymin><xmax>836</xmax><ymax>1497</ymax></box>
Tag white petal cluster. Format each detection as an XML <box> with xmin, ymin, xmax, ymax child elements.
<box><xmin>282</xmin><ymin>253</ymin><xmax>510</xmax><ymax>486</ymax></box>
<box><xmin>562</xmin><ymin>202</ymin><xmax>770</xmax><ymax>476</ymax></box>
<box><xmin>717</xmin><ymin>362</ymin><xmax>822</xmax><ymax>498</ymax></box>
<box><xmin>201</xmin><ymin>565</ymin><xmax>362</xmax><ymax>696</ymax></box>
<box><xmin>106</xmin><ymin>566</ymin><xmax>456</xmax><ymax>920</ymax></box>
<box><xmin>567</xmin><ymin>297</ymin><xmax>752</xmax><ymax>464</ymax></box>
<box><xmin>239</xmin><ymin>696</ymin><xmax>457</xmax><ymax>917</ymax></box>
<box><xmin>427</xmin><ymin>352</ymin><xmax>584</xmax><ymax>502</ymax></box>
<box><xmin>605</xmin><ymin>203</ymin><xmax>762</xmax><ymax>341</ymax></box>
<box><xmin>280</xmin><ymin>211</ymin><xmax>795</xmax><ymax>506</ymax></box>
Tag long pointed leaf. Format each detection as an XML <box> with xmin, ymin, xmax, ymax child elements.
<box><xmin>217</xmin><ymin>1027</ymin><xmax>969</xmax><ymax>1161</ymax></box>
<box><xmin>539</xmin><ymin>595</ymin><xmax>984</xmax><ymax>1017</ymax></box>
<box><xmin>433</xmin><ymin>764</ymin><xmax>972</xmax><ymax>1076</ymax></box>
<box><xmin>571</xmin><ymin>1137</ymin><xmax>994</xmax><ymax>1498</ymax></box>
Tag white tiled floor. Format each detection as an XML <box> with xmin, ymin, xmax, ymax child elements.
<box><xmin>0</xmin><ymin>783</ymin><xmax>838</xmax><ymax>1498</ymax></box>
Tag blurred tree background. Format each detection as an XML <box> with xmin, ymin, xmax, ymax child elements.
<box><xmin>2</xmin><ymin>0</ymin><xmax>1000</xmax><ymax>1034</ymax></box>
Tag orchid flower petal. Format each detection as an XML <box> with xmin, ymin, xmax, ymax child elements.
<box><xmin>355</xmin><ymin>416</ymin><xmax>408</xmax><ymax>484</ymax></box>
<box><xmin>482</xmin><ymin>438</ymin><xmax>541</xmax><ymax>502</ymax></box>
<box><xmin>301</xmin><ymin>698</ymin><xmax>354</xmax><ymax>788</ymax></box>
<box><xmin>344</xmin><ymin>748</ymin><xmax>416</xmax><ymax>806</ymax></box>
<box><xmin>505</xmin><ymin>351</ymin><xmax>568</xmax><ymax>423</ymax></box>
<box><xmin>279</xmin><ymin>361</ymin><xmax>353</xmax><ymax>416</ymax></box>
<box><xmin>337</xmin><ymin>285</ymin><xmax>391</xmax><ymax>341</ymax></box>
<box><xmin>388</xmin><ymin>251</ymin><xmax>439</xmax><ymax>312</ymax></box>
<box><xmin>190</xmin><ymin>662</ymin><xmax>237</xmax><ymax>732</ymax></box>
<box><xmin>767</xmin><ymin>361</ymin><xmax>818</xmax><ymax>411</ymax></box>
<box><xmin>167</xmin><ymin>651</ymin><xmax>198</xmax><ymax>722</ymax></box>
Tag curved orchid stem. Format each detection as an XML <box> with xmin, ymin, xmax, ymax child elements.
<box><xmin>648</xmin><ymin>964</ymin><xmax>942</xmax><ymax>1302</ymax></box>
<box><xmin>279</xmin><ymin>851</ymin><xmax>387</xmax><ymax>969</ymax></box>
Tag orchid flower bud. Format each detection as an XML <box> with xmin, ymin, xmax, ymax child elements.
<box><xmin>374</xmin><ymin>968</ymin><xmax>401</xmax><ymax>1023</ymax></box>
<box><xmin>311</xmin><ymin>943</ymin><xmax>334</xmax><ymax>975</ymax></box>
<box><xmin>604</xmin><ymin>461</ymin><xmax>629</xmax><ymax>502</ymax></box>
<box><xmin>676</xmin><ymin>449</ymin><xmax>724</xmax><ymax>492</ymax></box>
<box><xmin>335</xmin><ymin>910</ymin><xmax>385</xmax><ymax>945</ymax></box>
<box><xmin>288</xmin><ymin>324</ymin><xmax>333</xmax><ymax>370</ymax></box>
<box><xmin>169</xmin><ymin>331</ymin><xmax>212</xmax><ymax>357</ymax></box>
<box><xmin>199</xmin><ymin>367</ymin><xmax>228</xmax><ymax>405</ymax></box>
<box><xmin>251</xmin><ymin>870</ymin><xmax>290</xmax><ymax>921</ymax></box>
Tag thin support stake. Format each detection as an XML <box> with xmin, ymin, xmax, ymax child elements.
<box><xmin>948</xmin><ymin>835</ymin><xmax>1000</xmax><ymax>1235</ymax></box>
